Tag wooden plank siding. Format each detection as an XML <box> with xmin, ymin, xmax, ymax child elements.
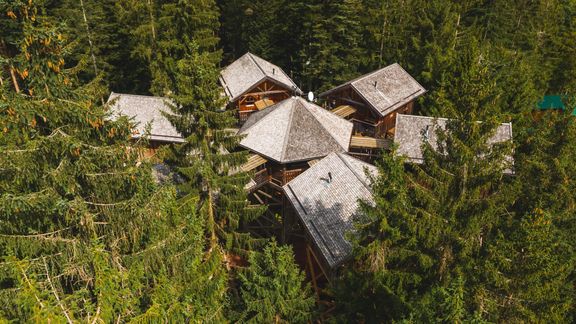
<box><xmin>325</xmin><ymin>86</ymin><xmax>415</xmax><ymax>138</ymax></box>
<box><xmin>234</xmin><ymin>80</ymin><xmax>292</xmax><ymax>122</ymax></box>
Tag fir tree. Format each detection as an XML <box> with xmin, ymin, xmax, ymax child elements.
<box><xmin>47</xmin><ymin>0</ymin><xmax>139</xmax><ymax>94</ymax></box>
<box><xmin>236</xmin><ymin>240</ymin><xmax>315</xmax><ymax>323</ymax></box>
<box><xmin>332</xmin><ymin>149</ymin><xmax>414</xmax><ymax>322</ymax></box>
<box><xmin>484</xmin><ymin>208</ymin><xmax>573</xmax><ymax>322</ymax></box>
<box><xmin>117</xmin><ymin>0</ymin><xmax>222</xmax><ymax>96</ymax></box>
<box><xmin>299</xmin><ymin>0</ymin><xmax>364</xmax><ymax>92</ymax></box>
<box><xmin>0</xmin><ymin>2</ymin><xmax>226</xmax><ymax>321</ymax></box>
<box><xmin>164</xmin><ymin>42</ymin><xmax>263</xmax><ymax>253</ymax></box>
<box><xmin>336</xmin><ymin>42</ymin><xmax>515</xmax><ymax>322</ymax></box>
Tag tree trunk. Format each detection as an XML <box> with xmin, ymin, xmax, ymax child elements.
<box><xmin>147</xmin><ymin>0</ymin><xmax>157</xmax><ymax>41</ymax></box>
<box><xmin>208</xmin><ymin>189</ymin><xmax>217</xmax><ymax>249</ymax></box>
<box><xmin>79</xmin><ymin>0</ymin><xmax>99</xmax><ymax>77</ymax></box>
<box><xmin>9</xmin><ymin>66</ymin><xmax>20</xmax><ymax>93</ymax></box>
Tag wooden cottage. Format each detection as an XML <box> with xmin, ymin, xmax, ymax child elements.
<box><xmin>220</xmin><ymin>52</ymin><xmax>302</xmax><ymax>123</ymax></box>
<box><xmin>107</xmin><ymin>93</ymin><xmax>183</xmax><ymax>159</ymax></box>
<box><xmin>320</xmin><ymin>63</ymin><xmax>426</xmax><ymax>139</ymax></box>
<box><xmin>394</xmin><ymin>114</ymin><xmax>514</xmax><ymax>173</ymax></box>
<box><xmin>237</xmin><ymin>97</ymin><xmax>353</xmax><ymax>235</ymax></box>
<box><xmin>238</xmin><ymin>96</ymin><xmax>353</xmax><ymax>187</ymax></box>
<box><xmin>283</xmin><ymin>152</ymin><xmax>377</xmax><ymax>293</ymax></box>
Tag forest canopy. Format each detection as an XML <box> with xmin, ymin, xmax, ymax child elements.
<box><xmin>1</xmin><ymin>0</ymin><xmax>575</xmax><ymax>322</ymax></box>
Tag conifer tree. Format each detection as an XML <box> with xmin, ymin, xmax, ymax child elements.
<box><xmin>117</xmin><ymin>0</ymin><xmax>222</xmax><ymax>96</ymax></box>
<box><xmin>0</xmin><ymin>2</ymin><xmax>225</xmax><ymax>321</ymax></box>
<box><xmin>332</xmin><ymin>149</ymin><xmax>414</xmax><ymax>322</ymax></box>
<box><xmin>164</xmin><ymin>42</ymin><xmax>263</xmax><ymax>253</ymax></box>
<box><xmin>236</xmin><ymin>240</ymin><xmax>315</xmax><ymax>323</ymax></box>
<box><xmin>487</xmin><ymin>108</ymin><xmax>576</xmax><ymax>322</ymax></box>
<box><xmin>484</xmin><ymin>208</ymin><xmax>573</xmax><ymax>322</ymax></box>
<box><xmin>336</xmin><ymin>41</ymin><xmax>515</xmax><ymax>322</ymax></box>
<box><xmin>47</xmin><ymin>0</ymin><xmax>139</xmax><ymax>93</ymax></box>
<box><xmin>298</xmin><ymin>0</ymin><xmax>364</xmax><ymax>92</ymax></box>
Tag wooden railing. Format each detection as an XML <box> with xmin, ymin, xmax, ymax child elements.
<box><xmin>239</xmin><ymin>110</ymin><xmax>257</xmax><ymax>123</ymax></box>
<box><xmin>283</xmin><ymin>168</ymin><xmax>304</xmax><ymax>184</ymax></box>
<box><xmin>253</xmin><ymin>168</ymin><xmax>270</xmax><ymax>187</ymax></box>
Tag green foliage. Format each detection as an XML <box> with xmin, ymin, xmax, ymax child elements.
<box><xmin>237</xmin><ymin>240</ymin><xmax>315</xmax><ymax>323</ymax></box>
<box><xmin>116</xmin><ymin>0</ymin><xmax>222</xmax><ymax>96</ymax></box>
<box><xmin>484</xmin><ymin>209</ymin><xmax>573</xmax><ymax>322</ymax></box>
<box><xmin>164</xmin><ymin>41</ymin><xmax>264</xmax><ymax>253</ymax></box>
<box><xmin>0</xmin><ymin>2</ymin><xmax>227</xmax><ymax>321</ymax></box>
<box><xmin>1</xmin><ymin>0</ymin><xmax>576</xmax><ymax>321</ymax></box>
<box><xmin>46</xmin><ymin>0</ymin><xmax>138</xmax><ymax>94</ymax></box>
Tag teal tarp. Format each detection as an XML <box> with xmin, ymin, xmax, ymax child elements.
<box><xmin>537</xmin><ymin>95</ymin><xmax>576</xmax><ymax>116</ymax></box>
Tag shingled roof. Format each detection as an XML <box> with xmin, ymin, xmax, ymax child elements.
<box><xmin>238</xmin><ymin>97</ymin><xmax>353</xmax><ymax>164</ymax></box>
<box><xmin>283</xmin><ymin>152</ymin><xmax>378</xmax><ymax>269</ymax></box>
<box><xmin>394</xmin><ymin>114</ymin><xmax>513</xmax><ymax>164</ymax></box>
<box><xmin>107</xmin><ymin>93</ymin><xmax>184</xmax><ymax>143</ymax></box>
<box><xmin>219</xmin><ymin>52</ymin><xmax>302</xmax><ymax>102</ymax></box>
<box><xmin>320</xmin><ymin>63</ymin><xmax>426</xmax><ymax>117</ymax></box>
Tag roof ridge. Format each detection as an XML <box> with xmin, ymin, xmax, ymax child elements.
<box><xmin>280</xmin><ymin>98</ymin><xmax>298</xmax><ymax>161</ymax></box>
<box><xmin>320</xmin><ymin>63</ymin><xmax>398</xmax><ymax>97</ymax></box>
<box><xmin>247</xmin><ymin>53</ymin><xmax>267</xmax><ymax>79</ymax></box>
<box><xmin>305</xmin><ymin>100</ymin><xmax>351</xmax><ymax>151</ymax></box>
<box><xmin>336</xmin><ymin>153</ymin><xmax>373</xmax><ymax>192</ymax></box>
<box><xmin>248</xmin><ymin>53</ymin><xmax>298</xmax><ymax>90</ymax></box>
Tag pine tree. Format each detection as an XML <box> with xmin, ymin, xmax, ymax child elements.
<box><xmin>0</xmin><ymin>2</ymin><xmax>226</xmax><ymax>321</ymax></box>
<box><xmin>236</xmin><ymin>240</ymin><xmax>315</xmax><ymax>323</ymax></box>
<box><xmin>488</xmin><ymin>107</ymin><xmax>576</xmax><ymax>322</ymax></box>
<box><xmin>239</xmin><ymin>0</ymin><xmax>282</xmax><ymax>61</ymax></box>
<box><xmin>484</xmin><ymin>208</ymin><xmax>573</xmax><ymax>322</ymax></box>
<box><xmin>332</xmin><ymin>149</ymin><xmax>414</xmax><ymax>322</ymax></box>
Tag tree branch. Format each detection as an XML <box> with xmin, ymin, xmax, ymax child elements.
<box><xmin>43</xmin><ymin>257</ymin><xmax>73</xmax><ymax>324</ymax></box>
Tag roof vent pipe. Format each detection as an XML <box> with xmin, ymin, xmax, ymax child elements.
<box><xmin>273</xmin><ymin>68</ymin><xmax>275</xmax><ymax>74</ymax></box>
<box><xmin>424</xmin><ymin>125</ymin><xmax>430</xmax><ymax>140</ymax></box>
<box><xmin>328</xmin><ymin>172</ymin><xmax>333</xmax><ymax>183</ymax></box>
<box><xmin>374</xmin><ymin>81</ymin><xmax>378</xmax><ymax>87</ymax></box>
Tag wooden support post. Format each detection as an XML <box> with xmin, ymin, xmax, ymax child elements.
<box><xmin>252</xmin><ymin>192</ymin><xmax>265</xmax><ymax>205</ymax></box>
<box><xmin>281</xmin><ymin>195</ymin><xmax>286</xmax><ymax>244</ymax></box>
<box><xmin>257</xmin><ymin>189</ymin><xmax>281</xmax><ymax>204</ymax></box>
<box><xmin>306</xmin><ymin>245</ymin><xmax>320</xmax><ymax>301</ymax></box>
<box><xmin>308</xmin><ymin>244</ymin><xmax>330</xmax><ymax>284</ymax></box>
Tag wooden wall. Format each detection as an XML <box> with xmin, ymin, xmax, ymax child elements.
<box><xmin>233</xmin><ymin>80</ymin><xmax>292</xmax><ymax>122</ymax></box>
<box><xmin>325</xmin><ymin>87</ymin><xmax>415</xmax><ymax>138</ymax></box>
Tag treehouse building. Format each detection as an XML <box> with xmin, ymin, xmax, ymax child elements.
<box><xmin>220</xmin><ymin>52</ymin><xmax>302</xmax><ymax>124</ymax></box>
<box><xmin>283</xmin><ymin>152</ymin><xmax>378</xmax><ymax>301</ymax></box>
<box><xmin>236</xmin><ymin>96</ymin><xmax>353</xmax><ymax>238</ymax></box>
<box><xmin>394</xmin><ymin>114</ymin><xmax>515</xmax><ymax>174</ymax></box>
<box><xmin>320</xmin><ymin>63</ymin><xmax>426</xmax><ymax>139</ymax></box>
<box><xmin>107</xmin><ymin>93</ymin><xmax>183</xmax><ymax>159</ymax></box>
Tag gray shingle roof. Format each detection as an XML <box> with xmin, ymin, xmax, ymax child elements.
<box><xmin>394</xmin><ymin>114</ymin><xmax>514</xmax><ymax>164</ymax></box>
<box><xmin>320</xmin><ymin>63</ymin><xmax>426</xmax><ymax>117</ymax></box>
<box><xmin>238</xmin><ymin>97</ymin><xmax>354</xmax><ymax>164</ymax></box>
<box><xmin>107</xmin><ymin>93</ymin><xmax>184</xmax><ymax>143</ymax></box>
<box><xmin>283</xmin><ymin>152</ymin><xmax>378</xmax><ymax>269</ymax></box>
<box><xmin>219</xmin><ymin>52</ymin><xmax>302</xmax><ymax>102</ymax></box>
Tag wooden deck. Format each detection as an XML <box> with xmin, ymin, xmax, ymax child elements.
<box><xmin>349</xmin><ymin>135</ymin><xmax>391</xmax><ymax>149</ymax></box>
